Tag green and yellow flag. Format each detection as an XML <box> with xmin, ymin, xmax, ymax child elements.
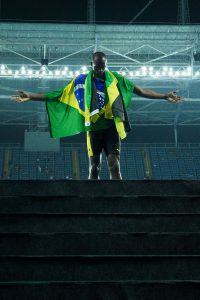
<box><xmin>45</xmin><ymin>70</ymin><xmax>134</xmax><ymax>139</ymax></box>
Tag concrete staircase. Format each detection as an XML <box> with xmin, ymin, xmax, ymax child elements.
<box><xmin>0</xmin><ymin>180</ymin><xmax>200</xmax><ymax>299</ymax></box>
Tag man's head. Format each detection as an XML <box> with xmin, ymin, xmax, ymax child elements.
<box><xmin>91</xmin><ymin>52</ymin><xmax>107</xmax><ymax>76</ymax></box>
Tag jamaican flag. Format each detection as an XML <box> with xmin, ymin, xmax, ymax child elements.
<box><xmin>45</xmin><ymin>70</ymin><xmax>134</xmax><ymax>139</ymax></box>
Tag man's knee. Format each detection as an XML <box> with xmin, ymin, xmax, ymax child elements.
<box><xmin>90</xmin><ymin>162</ymin><xmax>100</xmax><ymax>173</ymax></box>
<box><xmin>89</xmin><ymin>155</ymin><xmax>101</xmax><ymax>178</ymax></box>
<box><xmin>107</xmin><ymin>154</ymin><xmax>122</xmax><ymax>180</ymax></box>
<box><xmin>107</xmin><ymin>154</ymin><xmax>120</xmax><ymax>171</ymax></box>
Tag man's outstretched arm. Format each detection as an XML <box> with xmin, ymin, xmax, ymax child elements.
<box><xmin>133</xmin><ymin>85</ymin><xmax>184</xmax><ymax>103</ymax></box>
<box><xmin>12</xmin><ymin>90</ymin><xmax>46</xmax><ymax>102</ymax></box>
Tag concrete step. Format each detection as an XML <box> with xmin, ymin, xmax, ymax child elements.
<box><xmin>1</xmin><ymin>180</ymin><xmax>200</xmax><ymax>197</ymax></box>
<box><xmin>0</xmin><ymin>281</ymin><xmax>200</xmax><ymax>300</ymax></box>
<box><xmin>0</xmin><ymin>256</ymin><xmax>200</xmax><ymax>281</ymax></box>
<box><xmin>1</xmin><ymin>195</ymin><xmax>200</xmax><ymax>213</ymax></box>
<box><xmin>0</xmin><ymin>213</ymin><xmax>200</xmax><ymax>233</ymax></box>
<box><xmin>0</xmin><ymin>232</ymin><xmax>200</xmax><ymax>255</ymax></box>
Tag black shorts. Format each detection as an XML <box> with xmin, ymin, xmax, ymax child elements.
<box><xmin>87</xmin><ymin>125</ymin><xmax>121</xmax><ymax>157</ymax></box>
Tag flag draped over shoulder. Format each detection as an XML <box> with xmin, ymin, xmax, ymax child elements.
<box><xmin>45</xmin><ymin>70</ymin><xmax>134</xmax><ymax>139</ymax></box>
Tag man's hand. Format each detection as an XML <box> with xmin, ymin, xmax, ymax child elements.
<box><xmin>165</xmin><ymin>91</ymin><xmax>184</xmax><ymax>103</ymax></box>
<box><xmin>11</xmin><ymin>91</ymin><xmax>31</xmax><ymax>102</ymax></box>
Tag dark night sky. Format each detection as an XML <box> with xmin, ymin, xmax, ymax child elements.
<box><xmin>0</xmin><ymin>0</ymin><xmax>199</xmax><ymax>24</ymax></box>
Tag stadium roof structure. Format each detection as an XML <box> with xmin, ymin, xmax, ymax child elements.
<box><xmin>1</xmin><ymin>22</ymin><xmax>200</xmax><ymax>129</ymax></box>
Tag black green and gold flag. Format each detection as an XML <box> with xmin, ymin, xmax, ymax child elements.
<box><xmin>45</xmin><ymin>70</ymin><xmax>134</xmax><ymax>139</ymax></box>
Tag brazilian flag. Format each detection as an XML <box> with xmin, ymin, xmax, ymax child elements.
<box><xmin>45</xmin><ymin>70</ymin><xmax>134</xmax><ymax>139</ymax></box>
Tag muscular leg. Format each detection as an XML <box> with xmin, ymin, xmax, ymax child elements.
<box><xmin>107</xmin><ymin>154</ymin><xmax>122</xmax><ymax>180</ymax></box>
<box><xmin>88</xmin><ymin>154</ymin><xmax>102</xmax><ymax>180</ymax></box>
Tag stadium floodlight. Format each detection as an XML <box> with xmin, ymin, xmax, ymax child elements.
<box><xmin>121</xmin><ymin>71</ymin><xmax>126</xmax><ymax>76</ymax></box>
<box><xmin>0</xmin><ymin>64</ymin><xmax>6</xmax><ymax>70</ymax></box>
<box><xmin>195</xmin><ymin>71</ymin><xmax>200</xmax><ymax>76</ymax></box>
<box><xmin>148</xmin><ymin>66</ymin><xmax>154</xmax><ymax>72</ymax></box>
<box><xmin>69</xmin><ymin>71</ymin><xmax>74</xmax><ymax>77</ymax></box>
<box><xmin>155</xmin><ymin>71</ymin><xmax>160</xmax><ymax>77</ymax></box>
<box><xmin>55</xmin><ymin>70</ymin><xmax>61</xmax><ymax>76</ymax></box>
<box><xmin>168</xmin><ymin>67</ymin><xmax>173</xmax><ymax>77</ymax></box>
<box><xmin>64</xmin><ymin>66</ymin><xmax>69</xmax><ymax>71</ymax></box>
<box><xmin>141</xmin><ymin>66</ymin><xmax>147</xmax><ymax>72</ymax></box>
<box><xmin>62</xmin><ymin>70</ymin><xmax>66</xmax><ymax>76</ymax></box>
<box><xmin>28</xmin><ymin>69</ymin><xmax>33</xmax><ymax>75</ymax></box>
<box><xmin>175</xmin><ymin>71</ymin><xmax>180</xmax><ymax>77</ymax></box>
<box><xmin>81</xmin><ymin>66</ymin><xmax>87</xmax><ymax>72</ymax></box>
<box><xmin>181</xmin><ymin>70</ymin><xmax>187</xmax><ymax>77</ymax></box>
<box><xmin>48</xmin><ymin>70</ymin><xmax>53</xmax><ymax>76</ymax></box>
<box><xmin>20</xmin><ymin>69</ymin><xmax>26</xmax><ymax>75</ymax></box>
<box><xmin>187</xmin><ymin>66</ymin><xmax>192</xmax><ymax>76</ymax></box>
<box><xmin>75</xmin><ymin>70</ymin><xmax>80</xmax><ymax>75</ymax></box>
<box><xmin>129</xmin><ymin>71</ymin><xmax>133</xmax><ymax>76</ymax></box>
<box><xmin>8</xmin><ymin>70</ymin><xmax>13</xmax><ymax>75</ymax></box>
<box><xmin>163</xmin><ymin>66</ymin><xmax>168</xmax><ymax>72</ymax></box>
<box><xmin>141</xmin><ymin>70</ymin><xmax>147</xmax><ymax>76</ymax></box>
<box><xmin>1</xmin><ymin>69</ymin><xmax>6</xmax><ymax>75</ymax></box>
<box><xmin>15</xmin><ymin>70</ymin><xmax>19</xmax><ymax>75</ymax></box>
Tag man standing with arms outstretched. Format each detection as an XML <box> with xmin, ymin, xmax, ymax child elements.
<box><xmin>12</xmin><ymin>52</ymin><xmax>183</xmax><ymax>179</ymax></box>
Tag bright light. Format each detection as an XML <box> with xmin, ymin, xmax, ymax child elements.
<box><xmin>155</xmin><ymin>71</ymin><xmax>160</xmax><ymax>77</ymax></box>
<box><xmin>163</xmin><ymin>66</ymin><xmax>168</xmax><ymax>72</ymax></box>
<box><xmin>62</xmin><ymin>70</ymin><xmax>66</xmax><ymax>76</ymax></box>
<box><xmin>64</xmin><ymin>66</ymin><xmax>69</xmax><ymax>71</ymax></box>
<box><xmin>135</xmin><ymin>71</ymin><xmax>140</xmax><ymax>76</ymax></box>
<box><xmin>81</xmin><ymin>66</ymin><xmax>87</xmax><ymax>72</ymax></box>
<box><xmin>168</xmin><ymin>68</ymin><xmax>173</xmax><ymax>77</ymax></box>
<box><xmin>181</xmin><ymin>70</ymin><xmax>187</xmax><ymax>76</ymax></box>
<box><xmin>141</xmin><ymin>66</ymin><xmax>147</xmax><ymax>72</ymax></box>
<box><xmin>75</xmin><ymin>70</ymin><xmax>80</xmax><ymax>75</ymax></box>
<box><xmin>141</xmin><ymin>66</ymin><xmax>147</xmax><ymax>75</ymax></box>
<box><xmin>69</xmin><ymin>71</ymin><xmax>74</xmax><ymax>77</ymax></box>
<box><xmin>1</xmin><ymin>69</ymin><xmax>6</xmax><ymax>75</ymax></box>
<box><xmin>48</xmin><ymin>71</ymin><xmax>53</xmax><ymax>76</ymax></box>
<box><xmin>15</xmin><ymin>70</ymin><xmax>19</xmax><ymax>75</ymax></box>
<box><xmin>1</xmin><ymin>65</ymin><xmax>6</xmax><ymax>70</ymax></box>
<box><xmin>20</xmin><ymin>66</ymin><xmax>26</xmax><ymax>75</ymax></box>
<box><xmin>149</xmin><ymin>66</ymin><xmax>154</xmax><ymax>72</ymax></box>
<box><xmin>28</xmin><ymin>70</ymin><xmax>33</xmax><ymax>75</ymax></box>
<box><xmin>8</xmin><ymin>69</ymin><xmax>13</xmax><ymax>75</ymax></box>
<box><xmin>195</xmin><ymin>71</ymin><xmax>200</xmax><ymax>76</ymax></box>
<box><xmin>129</xmin><ymin>71</ymin><xmax>133</xmax><ymax>76</ymax></box>
<box><xmin>55</xmin><ymin>70</ymin><xmax>60</xmax><ymax>76</ymax></box>
<box><xmin>36</xmin><ymin>70</ymin><xmax>40</xmax><ymax>76</ymax></box>
<box><xmin>141</xmin><ymin>70</ymin><xmax>147</xmax><ymax>76</ymax></box>
<box><xmin>175</xmin><ymin>71</ymin><xmax>180</xmax><ymax>77</ymax></box>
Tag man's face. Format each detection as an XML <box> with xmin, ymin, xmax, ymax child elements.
<box><xmin>92</xmin><ymin>54</ymin><xmax>107</xmax><ymax>76</ymax></box>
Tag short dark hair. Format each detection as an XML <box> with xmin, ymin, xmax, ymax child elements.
<box><xmin>92</xmin><ymin>52</ymin><xmax>107</xmax><ymax>60</ymax></box>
